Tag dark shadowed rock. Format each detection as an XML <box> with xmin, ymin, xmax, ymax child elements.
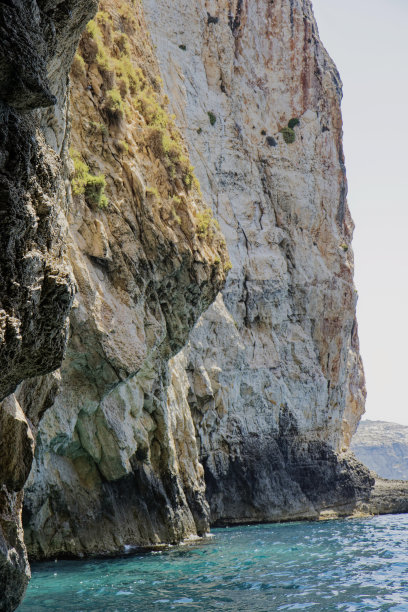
<box><xmin>0</xmin><ymin>1</ymin><xmax>97</xmax><ymax>609</ymax></box>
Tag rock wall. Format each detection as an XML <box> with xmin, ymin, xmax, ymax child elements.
<box><xmin>352</xmin><ymin>421</ymin><xmax>408</xmax><ymax>481</ymax></box>
<box><xmin>5</xmin><ymin>0</ymin><xmax>371</xmax><ymax>596</ymax></box>
<box><xmin>143</xmin><ymin>0</ymin><xmax>372</xmax><ymax>522</ymax></box>
<box><xmin>0</xmin><ymin>1</ymin><xmax>98</xmax><ymax>609</ymax></box>
<box><xmin>22</xmin><ymin>0</ymin><xmax>228</xmax><ymax>560</ymax></box>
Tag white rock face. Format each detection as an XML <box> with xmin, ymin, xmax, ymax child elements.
<box><xmin>144</xmin><ymin>0</ymin><xmax>370</xmax><ymax>521</ymax></box>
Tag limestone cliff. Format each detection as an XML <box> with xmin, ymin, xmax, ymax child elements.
<box><xmin>0</xmin><ymin>0</ymin><xmax>228</xmax><ymax>608</ymax></box>
<box><xmin>0</xmin><ymin>1</ymin><xmax>98</xmax><ymax>609</ymax></box>
<box><xmin>22</xmin><ymin>0</ymin><xmax>228</xmax><ymax>560</ymax></box>
<box><xmin>22</xmin><ymin>0</ymin><xmax>372</xmax><ymax>566</ymax></box>
<box><xmin>143</xmin><ymin>0</ymin><xmax>372</xmax><ymax>522</ymax></box>
<box><xmin>352</xmin><ymin>421</ymin><xmax>408</xmax><ymax>481</ymax></box>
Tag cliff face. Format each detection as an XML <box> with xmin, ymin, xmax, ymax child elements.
<box><xmin>1</xmin><ymin>0</ymin><xmax>371</xmax><ymax>605</ymax></box>
<box><xmin>352</xmin><ymin>421</ymin><xmax>408</xmax><ymax>481</ymax></box>
<box><xmin>0</xmin><ymin>1</ymin><xmax>97</xmax><ymax>609</ymax></box>
<box><xmin>22</xmin><ymin>0</ymin><xmax>228</xmax><ymax>560</ymax></box>
<box><xmin>143</xmin><ymin>0</ymin><xmax>371</xmax><ymax>522</ymax></box>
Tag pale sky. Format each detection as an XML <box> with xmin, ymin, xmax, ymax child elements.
<box><xmin>311</xmin><ymin>0</ymin><xmax>408</xmax><ymax>426</ymax></box>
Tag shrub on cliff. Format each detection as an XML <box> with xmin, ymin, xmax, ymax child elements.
<box><xmin>70</xmin><ymin>149</ymin><xmax>108</xmax><ymax>209</ymax></box>
<box><xmin>85</xmin><ymin>175</ymin><xmax>109</xmax><ymax>209</ymax></box>
<box><xmin>85</xmin><ymin>14</ymin><xmax>114</xmax><ymax>75</ymax></box>
<box><xmin>280</xmin><ymin>126</ymin><xmax>296</xmax><ymax>144</ymax></box>
<box><xmin>196</xmin><ymin>208</ymin><xmax>220</xmax><ymax>239</ymax></box>
<box><xmin>288</xmin><ymin>117</ymin><xmax>300</xmax><ymax>129</ymax></box>
<box><xmin>104</xmin><ymin>88</ymin><xmax>125</xmax><ymax>123</ymax></box>
<box><xmin>88</xmin><ymin>121</ymin><xmax>108</xmax><ymax>136</ymax></box>
<box><xmin>208</xmin><ymin>111</ymin><xmax>217</xmax><ymax>125</ymax></box>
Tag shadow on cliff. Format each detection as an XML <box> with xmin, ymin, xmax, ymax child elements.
<box><xmin>203</xmin><ymin>408</ymin><xmax>374</xmax><ymax>525</ymax></box>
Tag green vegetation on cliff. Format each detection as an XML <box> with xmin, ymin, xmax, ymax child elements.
<box><xmin>70</xmin><ymin>148</ymin><xmax>109</xmax><ymax>209</ymax></box>
<box><xmin>82</xmin><ymin>7</ymin><xmax>198</xmax><ymax>192</ymax></box>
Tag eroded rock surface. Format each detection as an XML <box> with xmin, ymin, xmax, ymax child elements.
<box><xmin>23</xmin><ymin>0</ymin><xmax>228</xmax><ymax>560</ymax></box>
<box><xmin>0</xmin><ymin>1</ymin><xmax>97</xmax><ymax>609</ymax></box>
<box><xmin>143</xmin><ymin>0</ymin><xmax>372</xmax><ymax>521</ymax></box>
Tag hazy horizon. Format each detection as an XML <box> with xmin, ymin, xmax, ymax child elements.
<box><xmin>311</xmin><ymin>0</ymin><xmax>408</xmax><ymax>427</ymax></box>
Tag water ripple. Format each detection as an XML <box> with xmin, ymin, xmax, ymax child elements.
<box><xmin>18</xmin><ymin>514</ymin><xmax>408</xmax><ymax>611</ymax></box>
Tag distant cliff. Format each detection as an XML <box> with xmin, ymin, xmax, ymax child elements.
<box><xmin>352</xmin><ymin>421</ymin><xmax>408</xmax><ymax>480</ymax></box>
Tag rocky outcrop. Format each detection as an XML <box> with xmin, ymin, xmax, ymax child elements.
<box><xmin>0</xmin><ymin>397</ymin><xmax>34</xmax><ymax>612</ymax></box>
<box><xmin>22</xmin><ymin>0</ymin><xmax>228</xmax><ymax>560</ymax></box>
<box><xmin>143</xmin><ymin>0</ymin><xmax>372</xmax><ymax>522</ymax></box>
<box><xmin>352</xmin><ymin>421</ymin><xmax>408</xmax><ymax>480</ymax></box>
<box><xmin>0</xmin><ymin>1</ymin><xmax>98</xmax><ymax>609</ymax></box>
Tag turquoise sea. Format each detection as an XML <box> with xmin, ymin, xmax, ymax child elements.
<box><xmin>18</xmin><ymin>514</ymin><xmax>408</xmax><ymax>611</ymax></box>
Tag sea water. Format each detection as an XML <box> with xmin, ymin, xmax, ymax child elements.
<box><xmin>18</xmin><ymin>514</ymin><xmax>408</xmax><ymax>611</ymax></box>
